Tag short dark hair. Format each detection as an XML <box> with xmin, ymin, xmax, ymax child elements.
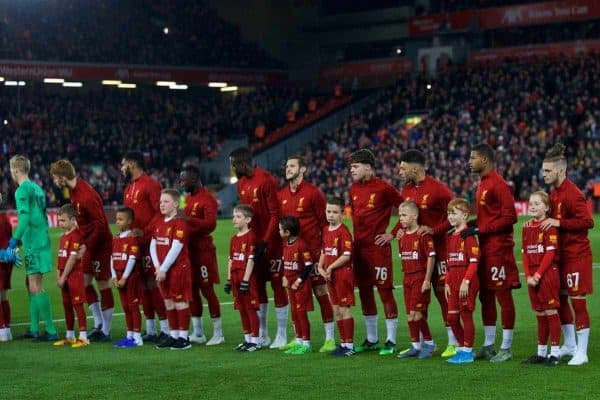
<box><xmin>350</xmin><ymin>149</ymin><xmax>376</xmax><ymax>167</ymax></box>
<box><xmin>117</xmin><ymin>207</ymin><xmax>135</xmax><ymax>221</ymax></box>
<box><xmin>181</xmin><ymin>164</ymin><xmax>200</xmax><ymax>177</ymax></box>
<box><xmin>123</xmin><ymin>151</ymin><xmax>146</xmax><ymax>169</ymax></box>
<box><xmin>229</xmin><ymin>147</ymin><xmax>253</xmax><ymax>165</ymax></box>
<box><xmin>279</xmin><ymin>216</ymin><xmax>300</xmax><ymax>236</ymax></box>
<box><xmin>472</xmin><ymin>143</ymin><xmax>495</xmax><ymax>163</ymax></box>
<box><xmin>287</xmin><ymin>154</ymin><xmax>307</xmax><ymax>167</ymax></box>
<box><xmin>400</xmin><ymin>150</ymin><xmax>426</xmax><ymax>166</ymax></box>
<box><xmin>327</xmin><ymin>196</ymin><xmax>345</xmax><ymax>208</ymax></box>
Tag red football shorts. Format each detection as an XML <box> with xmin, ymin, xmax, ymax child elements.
<box><xmin>159</xmin><ymin>264</ymin><xmax>192</xmax><ymax>302</ymax></box>
<box><xmin>479</xmin><ymin>252</ymin><xmax>520</xmax><ymax>291</ymax></box>
<box><xmin>528</xmin><ymin>265</ymin><xmax>560</xmax><ymax>311</ymax></box>
<box><xmin>0</xmin><ymin>262</ymin><xmax>13</xmax><ymax>290</ymax></box>
<box><xmin>446</xmin><ymin>267</ymin><xmax>479</xmax><ymax>312</ymax></box>
<box><xmin>327</xmin><ymin>265</ymin><xmax>355</xmax><ymax>307</ymax></box>
<box><xmin>286</xmin><ymin>274</ymin><xmax>314</xmax><ymax>312</ymax></box>
<box><xmin>353</xmin><ymin>244</ymin><xmax>394</xmax><ymax>288</ymax></box>
<box><xmin>190</xmin><ymin>244</ymin><xmax>220</xmax><ymax>288</ymax></box>
<box><xmin>402</xmin><ymin>271</ymin><xmax>430</xmax><ymax>313</ymax></box>
<box><xmin>60</xmin><ymin>268</ymin><xmax>86</xmax><ymax>305</ymax></box>
<box><xmin>82</xmin><ymin>237</ymin><xmax>112</xmax><ymax>281</ymax></box>
<box><xmin>231</xmin><ymin>269</ymin><xmax>259</xmax><ymax>311</ymax></box>
<box><xmin>559</xmin><ymin>254</ymin><xmax>593</xmax><ymax>296</ymax></box>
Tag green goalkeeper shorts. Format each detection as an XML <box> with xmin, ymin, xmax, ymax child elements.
<box><xmin>24</xmin><ymin>248</ymin><xmax>52</xmax><ymax>276</ymax></box>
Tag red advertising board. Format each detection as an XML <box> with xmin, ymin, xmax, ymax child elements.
<box><xmin>471</xmin><ymin>39</ymin><xmax>600</xmax><ymax>64</ymax></box>
<box><xmin>479</xmin><ymin>0</ymin><xmax>600</xmax><ymax>29</ymax></box>
<box><xmin>409</xmin><ymin>10</ymin><xmax>476</xmax><ymax>36</ymax></box>
<box><xmin>319</xmin><ymin>58</ymin><xmax>411</xmax><ymax>88</ymax></box>
<box><xmin>0</xmin><ymin>61</ymin><xmax>288</xmax><ymax>86</ymax></box>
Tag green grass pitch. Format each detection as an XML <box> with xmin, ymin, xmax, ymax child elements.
<box><xmin>1</xmin><ymin>216</ymin><xmax>599</xmax><ymax>399</ymax></box>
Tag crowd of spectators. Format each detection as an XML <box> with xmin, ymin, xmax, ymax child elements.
<box><xmin>296</xmin><ymin>54</ymin><xmax>600</xmax><ymax>205</ymax></box>
<box><xmin>0</xmin><ymin>0</ymin><xmax>282</xmax><ymax>68</ymax></box>
<box><xmin>424</xmin><ymin>0</ymin><xmax>550</xmax><ymax>14</ymax></box>
<box><xmin>0</xmin><ymin>83</ymin><xmax>305</xmax><ymax>206</ymax></box>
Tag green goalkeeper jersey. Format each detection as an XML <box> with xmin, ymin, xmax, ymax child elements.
<box><xmin>13</xmin><ymin>180</ymin><xmax>51</xmax><ymax>252</ymax></box>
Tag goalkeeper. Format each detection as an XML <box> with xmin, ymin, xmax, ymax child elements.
<box><xmin>4</xmin><ymin>155</ymin><xmax>58</xmax><ymax>340</ymax></box>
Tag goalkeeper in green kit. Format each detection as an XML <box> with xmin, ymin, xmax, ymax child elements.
<box><xmin>5</xmin><ymin>155</ymin><xmax>58</xmax><ymax>340</ymax></box>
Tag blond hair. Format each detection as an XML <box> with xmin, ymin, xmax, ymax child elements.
<box><xmin>9</xmin><ymin>155</ymin><xmax>31</xmax><ymax>175</ymax></box>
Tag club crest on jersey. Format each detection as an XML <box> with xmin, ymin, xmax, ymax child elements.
<box><xmin>134</xmin><ymin>189</ymin><xmax>140</xmax><ymax>204</ymax></box>
<box><xmin>241</xmin><ymin>243</ymin><xmax>247</xmax><ymax>252</ymax></box>
<box><xmin>479</xmin><ymin>190</ymin><xmax>488</xmax><ymax>206</ymax></box>
<box><xmin>297</xmin><ymin>197</ymin><xmax>305</xmax><ymax>212</ymax></box>
<box><xmin>367</xmin><ymin>193</ymin><xmax>376</xmax><ymax>208</ymax></box>
<box><xmin>555</xmin><ymin>202</ymin><xmax>562</xmax><ymax>219</ymax></box>
<box><xmin>413</xmin><ymin>240</ymin><xmax>419</xmax><ymax>250</ymax></box>
<box><xmin>333</xmin><ymin>237</ymin><xmax>339</xmax><ymax>246</ymax></box>
<box><xmin>253</xmin><ymin>188</ymin><xmax>259</xmax><ymax>203</ymax></box>
<box><xmin>538</xmin><ymin>232</ymin><xmax>544</xmax><ymax>242</ymax></box>
<box><xmin>282</xmin><ymin>199</ymin><xmax>288</xmax><ymax>205</ymax></box>
<box><xmin>167</xmin><ymin>227</ymin><xmax>172</xmax><ymax>235</ymax></box>
<box><xmin>420</xmin><ymin>194</ymin><xmax>429</xmax><ymax>209</ymax></box>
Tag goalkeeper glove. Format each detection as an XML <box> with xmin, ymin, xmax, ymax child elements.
<box><xmin>8</xmin><ymin>238</ymin><xmax>20</xmax><ymax>249</ymax></box>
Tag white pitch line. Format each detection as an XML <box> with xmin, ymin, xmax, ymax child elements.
<box><xmin>9</xmin><ymin>262</ymin><xmax>600</xmax><ymax>327</ymax></box>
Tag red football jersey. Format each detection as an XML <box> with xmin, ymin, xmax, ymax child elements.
<box><xmin>152</xmin><ymin>217</ymin><xmax>189</xmax><ymax>269</ymax></box>
<box><xmin>474</xmin><ymin>170</ymin><xmax>517</xmax><ymax>253</ymax></box>
<box><xmin>321</xmin><ymin>223</ymin><xmax>353</xmax><ymax>268</ymax></box>
<box><xmin>184</xmin><ymin>187</ymin><xmax>218</xmax><ymax>253</ymax></box>
<box><xmin>112</xmin><ymin>234</ymin><xmax>140</xmax><ymax>273</ymax></box>
<box><xmin>395</xmin><ymin>176</ymin><xmax>453</xmax><ymax>258</ymax></box>
<box><xmin>350</xmin><ymin>177</ymin><xmax>403</xmax><ymax>245</ymax></box>
<box><xmin>69</xmin><ymin>178</ymin><xmax>112</xmax><ymax>249</ymax></box>
<box><xmin>229</xmin><ymin>230</ymin><xmax>256</xmax><ymax>273</ymax></box>
<box><xmin>446</xmin><ymin>233</ymin><xmax>480</xmax><ymax>270</ymax></box>
<box><xmin>57</xmin><ymin>229</ymin><xmax>84</xmax><ymax>271</ymax></box>
<box><xmin>123</xmin><ymin>173</ymin><xmax>162</xmax><ymax>242</ymax></box>
<box><xmin>398</xmin><ymin>231</ymin><xmax>435</xmax><ymax>274</ymax></box>
<box><xmin>279</xmin><ymin>180</ymin><xmax>326</xmax><ymax>255</ymax></box>
<box><xmin>549</xmin><ymin>178</ymin><xmax>594</xmax><ymax>259</ymax></box>
<box><xmin>0</xmin><ymin>213</ymin><xmax>11</xmax><ymax>269</ymax></box>
<box><xmin>522</xmin><ymin>221</ymin><xmax>559</xmax><ymax>270</ymax></box>
<box><xmin>236</xmin><ymin>167</ymin><xmax>281</xmax><ymax>244</ymax></box>
<box><xmin>282</xmin><ymin>238</ymin><xmax>313</xmax><ymax>280</ymax></box>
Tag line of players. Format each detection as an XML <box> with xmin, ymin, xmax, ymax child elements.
<box><xmin>0</xmin><ymin>141</ymin><xmax>593</xmax><ymax>365</ymax></box>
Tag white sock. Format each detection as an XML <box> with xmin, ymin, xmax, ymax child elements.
<box><xmin>66</xmin><ymin>330</ymin><xmax>75</xmax><ymax>339</ymax></box>
<box><xmin>576</xmin><ymin>328</ymin><xmax>590</xmax><ymax>356</ymax></box>
<box><xmin>192</xmin><ymin>317</ymin><xmax>204</xmax><ymax>337</ymax></box>
<box><xmin>79</xmin><ymin>331</ymin><xmax>87</xmax><ymax>341</ymax></box>
<box><xmin>170</xmin><ymin>330</ymin><xmax>180</xmax><ymax>339</ymax></box>
<box><xmin>463</xmin><ymin>347</ymin><xmax>472</xmax><ymax>353</ymax></box>
<box><xmin>244</xmin><ymin>333</ymin><xmax>251</xmax><ymax>343</ymax></box>
<box><xmin>251</xmin><ymin>335</ymin><xmax>259</xmax><ymax>344</ymax></box>
<box><xmin>412</xmin><ymin>341</ymin><xmax>422</xmax><ymax>350</ymax></box>
<box><xmin>179</xmin><ymin>330</ymin><xmax>188</xmax><ymax>339</ymax></box>
<box><xmin>89</xmin><ymin>302</ymin><xmax>102</xmax><ymax>329</ymax></box>
<box><xmin>325</xmin><ymin>322</ymin><xmax>335</xmax><ymax>341</ymax></box>
<box><xmin>275</xmin><ymin>306</ymin><xmax>288</xmax><ymax>337</ymax></box>
<box><xmin>296</xmin><ymin>337</ymin><xmax>302</xmax><ymax>345</ymax></box>
<box><xmin>447</xmin><ymin>326</ymin><xmax>459</xmax><ymax>346</ymax></box>
<box><xmin>258</xmin><ymin>303</ymin><xmax>268</xmax><ymax>338</ymax></box>
<box><xmin>133</xmin><ymin>332</ymin><xmax>142</xmax><ymax>344</ymax></box>
<box><xmin>145</xmin><ymin>319</ymin><xmax>156</xmax><ymax>335</ymax></box>
<box><xmin>501</xmin><ymin>329</ymin><xmax>513</xmax><ymax>350</ymax></box>
<box><xmin>127</xmin><ymin>330</ymin><xmax>134</xmax><ymax>339</ymax></box>
<box><xmin>562</xmin><ymin>324</ymin><xmax>576</xmax><ymax>349</ymax></box>
<box><xmin>424</xmin><ymin>339</ymin><xmax>434</xmax><ymax>346</ymax></box>
<box><xmin>537</xmin><ymin>344</ymin><xmax>548</xmax><ymax>357</ymax></box>
<box><xmin>212</xmin><ymin>317</ymin><xmax>223</xmax><ymax>337</ymax></box>
<box><xmin>550</xmin><ymin>345</ymin><xmax>560</xmax><ymax>358</ymax></box>
<box><xmin>159</xmin><ymin>319</ymin><xmax>169</xmax><ymax>334</ymax></box>
<box><xmin>385</xmin><ymin>318</ymin><xmax>398</xmax><ymax>344</ymax></box>
<box><xmin>303</xmin><ymin>339</ymin><xmax>311</xmax><ymax>347</ymax></box>
<box><xmin>483</xmin><ymin>325</ymin><xmax>496</xmax><ymax>346</ymax></box>
<box><xmin>364</xmin><ymin>315</ymin><xmax>378</xmax><ymax>343</ymax></box>
<box><xmin>101</xmin><ymin>307</ymin><xmax>114</xmax><ymax>335</ymax></box>
<box><xmin>346</xmin><ymin>342</ymin><xmax>354</xmax><ymax>350</ymax></box>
